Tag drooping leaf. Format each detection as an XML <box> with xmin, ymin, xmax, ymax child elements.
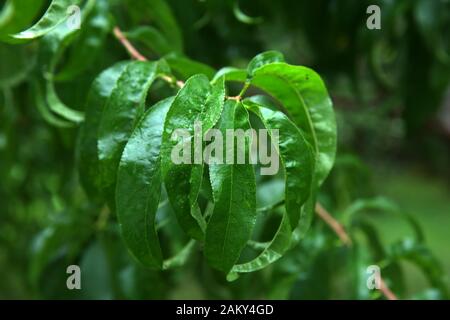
<box><xmin>161</xmin><ymin>75</ymin><xmax>225</xmax><ymax>240</ymax></box>
<box><xmin>37</xmin><ymin>0</ymin><xmax>98</xmax><ymax>123</ymax></box>
<box><xmin>229</xmin><ymin>213</ymin><xmax>291</xmax><ymax>277</ymax></box>
<box><xmin>205</xmin><ymin>101</ymin><xmax>256</xmax><ymax>274</ymax></box>
<box><xmin>243</xmin><ymin>100</ymin><xmax>315</xmax><ymax>229</ymax></box>
<box><xmin>116</xmin><ymin>97</ymin><xmax>174</xmax><ymax>268</ymax></box>
<box><xmin>98</xmin><ymin>60</ymin><xmax>170</xmax><ymax>207</ymax></box>
<box><xmin>33</xmin><ymin>80</ymin><xmax>74</xmax><ymax>128</ymax></box>
<box><xmin>8</xmin><ymin>0</ymin><xmax>83</xmax><ymax>42</ymax></box>
<box><xmin>77</xmin><ymin>61</ymin><xmax>131</xmax><ymax>198</ymax></box>
<box><xmin>56</xmin><ymin>0</ymin><xmax>112</xmax><ymax>81</ymax></box>
<box><xmin>213</xmin><ymin>59</ymin><xmax>337</xmax><ymax>187</ymax></box>
<box><xmin>342</xmin><ymin>197</ymin><xmax>425</xmax><ymax>243</ymax></box>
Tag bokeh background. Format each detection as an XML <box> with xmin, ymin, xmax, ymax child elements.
<box><xmin>0</xmin><ymin>0</ymin><xmax>449</xmax><ymax>299</ymax></box>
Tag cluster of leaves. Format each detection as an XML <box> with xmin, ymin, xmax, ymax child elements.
<box><xmin>0</xmin><ymin>0</ymin><xmax>448</xmax><ymax>299</ymax></box>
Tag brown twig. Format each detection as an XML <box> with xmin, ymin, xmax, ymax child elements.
<box><xmin>315</xmin><ymin>202</ymin><xmax>352</xmax><ymax>246</ymax></box>
<box><xmin>113</xmin><ymin>26</ymin><xmax>147</xmax><ymax>61</ymax></box>
<box><xmin>113</xmin><ymin>26</ymin><xmax>184</xmax><ymax>88</ymax></box>
<box><xmin>315</xmin><ymin>202</ymin><xmax>398</xmax><ymax>300</ymax></box>
<box><xmin>379</xmin><ymin>277</ymin><xmax>398</xmax><ymax>301</ymax></box>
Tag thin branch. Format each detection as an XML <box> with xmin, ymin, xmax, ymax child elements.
<box><xmin>113</xmin><ymin>26</ymin><xmax>147</xmax><ymax>61</ymax></box>
<box><xmin>315</xmin><ymin>202</ymin><xmax>352</xmax><ymax>246</ymax></box>
<box><xmin>380</xmin><ymin>278</ymin><xmax>398</xmax><ymax>301</ymax></box>
<box><xmin>113</xmin><ymin>26</ymin><xmax>184</xmax><ymax>88</ymax></box>
<box><xmin>315</xmin><ymin>202</ymin><xmax>398</xmax><ymax>300</ymax></box>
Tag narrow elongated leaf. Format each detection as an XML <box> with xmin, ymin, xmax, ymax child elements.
<box><xmin>213</xmin><ymin>60</ymin><xmax>337</xmax><ymax>187</ymax></box>
<box><xmin>33</xmin><ymin>80</ymin><xmax>73</xmax><ymax>128</ymax></box>
<box><xmin>116</xmin><ymin>97</ymin><xmax>174</xmax><ymax>268</ymax></box>
<box><xmin>77</xmin><ymin>61</ymin><xmax>131</xmax><ymax>197</ymax></box>
<box><xmin>46</xmin><ymin>80</ymin><xmax>84</xmax><ymax>123</ymax></box>
<box><xmin>229</xmin><ymin>213</ymin><xmax>291</xmax><ymax>277</ymax></box>
<box><xmin>98</xmin><ymin>60</ymin><xmax>170</xmax><ymax>206</ymax></box>
<box><xmin>205</xmin><ymin>101</ymin><xmax>256</xmax><ymax>273</ymax></box>
<box><xmin>161</xmin><ymin>75</ymin><xmax>225</xmax><ymax>240</ymax></box>
<box><xmin>249</xmin><ymin>63</ymin><xmax>336</xmax><ymax>186</ymax></box>
<box><xmin>9</xmin><ymin>0</ymin><xmax>83</xmax><ymax>41</ymax></box>
<box><xmin>342</xmin><ymin>197</ymin><xmax>424</xmax><ymax>243</ymax></box>
<box><xmin>37</xmin><ymin>0</ymin><xmax>97</xmax><ymax>123</ymax></box>
<box><xmin>244</xmin><ymin>100</ymin><xmax>315</xmax><ymax>229</ymax></box>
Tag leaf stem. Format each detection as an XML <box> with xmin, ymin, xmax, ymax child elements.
<box><xmin>238</xmin><ymin>81</ymin><xmax>250</xmax><ymax>97</ymax></box>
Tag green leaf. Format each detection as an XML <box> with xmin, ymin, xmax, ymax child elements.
<box><xmin>205</xmin><ymin>101</ymin><xmax>256</xmax><ymax>274</ymax></box>
<box><xmin>56</xmin><ymin>0</ymin><xmax>112</xmax><ymax>81</ymax></box>
<box><xmin>161</xmin><ymin>75</ymin><xmax>225</xmax><ymax>240</ymax></box>
<box><xmin>127</xmin><ymin>0</ymin><xmax>183</xmax><ymax>52</ymax></box>
<box><xmin>247</xmin><ymin>51</ymin><xmax>285</xmax><ymax>78</ymax></box>
<box><xmin>8</xmin><ymin>0</ymin><xmax>83</xmax><ymax>42</ymax></box>
<box><xmin>36</xmin><ymin>0</ymin><xmax>97</xmax><ymax>123</ymax></box>
<box><xmin>250</xmin><ymin>63</ymin><xmax>336</xmax><ymax>186</ymax></box>
<box><xmin>33</xmin><ymin>80</ymin><xmax>74</xmax><ymax>128</ymax></box>
<box><xmin>243</xmin><ymin>100</ymin><xmax>315</xmax><ymax>229</ymax></box>
<box><xmin>98</xmin><ymin>60</ymin><xmax>170</xmax><ymax>206</ymax></box>
<box><xmin>46</xmin><ymin>79</ymin><xmax>85</xmax><ymax>123</ymax></box>
<box><xmin>116</xmin><ymin>97</ymin><xmax>174</xmax><ymax>268</ymax></box>
<box><xmin>342</xmin><ymin>197</ymin><xmax>424</xmax><ymax>243</ymax></box>
<box><xmin>414</xmin><ymin>0</ymin><xmax>450</xmax><ymax>64</ymax></box>
<box><xmin>232</xmin><ymin>0</ymin><xmax>263</xmax><ymax>25</ymax></box>
<box><xmin>213</xmin><ymin>59</ymin><xmax>336</xmax><ymax>187</ymax></box>
<box><xmin>229</xmin><ymin>213</ymin><xmax>291</xmax><ymax>277</ymax></box>
<box><xmin>164</xmin><ymin>52</ymin><xmax>216</xmax><ymax>80</ymax></box>
<box><xmin>212</xmin><ymin>67</ymin><xmax>247</xmax><ymax>84</ymax></box>
<box><xmin>0</xmin><ymin>0</ymin><xmax>45</xmax><ymax>39</ymax></box>
<box><xmin>388</xmin><ymin>239</ymin><xmax>449</xmax><ymax>298</ymax></box>
<box><xmin>77</xmin><ymin>61</ymin><xmax>131</xmax><ymax>198</ymax></box>
<box><xmin>162</xmin><ymin>240</ymin><xmax>196</xmax><ymax>270</ymax></box>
